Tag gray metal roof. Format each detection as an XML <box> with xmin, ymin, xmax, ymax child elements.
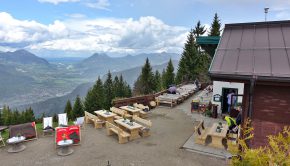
<box><xmin>209</xmin><ymin>20</ymin><xmax>290</xmax><ymax>81</ymax></box>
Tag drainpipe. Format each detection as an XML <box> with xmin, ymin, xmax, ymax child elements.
<box><xmin>248</xmin><ymin>77</ymin><xmax>256</xmax><ymax>119</ymax></box>
<box><xmin>245</xmin><ymin>76</ymin><xmax>256</xmax><ymax>148</ymax></box>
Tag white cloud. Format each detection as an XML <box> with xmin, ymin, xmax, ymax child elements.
<box><xmin>85</xmin><ymin>0</ymin><xmax>111</xmax><ymax>11</ymax></box>
<box><xmin>0</xmin><ymin>12</ymin><xmax>188</xmax><ymax>56</ymax></box>
<box><xmin>38</xmin><ymin>0</ymin><xmax>80</xmax><ymax>5</ymax></box>
<box><xmin>0</xmin><ymin>12</ymin><xmax>69</xmax><ymax>45</ymax></box>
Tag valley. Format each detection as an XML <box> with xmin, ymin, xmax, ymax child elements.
<box><xmin>0</xmin><ymin>49</ymin><xmax>179</xmax><ymax>116</ymax></box>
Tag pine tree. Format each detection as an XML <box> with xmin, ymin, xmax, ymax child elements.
<box><xmin>13</xmin><ymin>109</ymin><xmax>21</xmax><ymax>125</ymax></box>
<box><xmin>2</xmin><ymin>105</ymin><xmax>11</xmax><ymax>125</ymax></box>
<box><xmin>64</xmin><ymin>100</ymin><xmax>73</xmax><ymax>121</ymax></box>
<box><xmin>113</xmin><ymin>76</ymin><xmax>121</xmax><ymax>97</ymax></box>
<box><xmin>118</xmin><ymin>75</ymin><xmax>126</xmax><ymax>97</ymax></box>
<box><xmin>94</xmin><ymin>77</ymin><xmax>105</xmax><ymax>110</ymax></box>
<box><xmin>161</xmin><ymin>69</ymin><xmax>166</xmax><ymax>89</ymax></box>
<box><xmin>134</xmin><ymin>58</ymin><xmax>154</xmax><ymax>95</ymax></box>
<box><xmin>207</xmin><ymin>13</ymin><xmax>222</xmax><ymax>58</ymax></box>
<box><xmin>153</xmin><ymin>70</ymin><xmax>162</xmax><ymax>91</ymax></box>
<box><xmin>125</xmin><ymin>84</ymin><xmax>132</xmax><ymax>97</ymax></box>
<box><xmin>104</xmin><ymin>71</ymin><xmax>114</xmax><ymax>109</ymax></box>
<box><xmin>72</xmin><ymin>95</ymin><xmax>84</xmax><ymax>119</ymax></box>
<box><xmin>53</xmin><ymin>113</ymin><xmax>57</xmax><ymax>122</ymax></box>
<box><xmin>209</xmin><ymin>13</ymin><xmax>221</xmax><ymax>36</ymax></box>
<box><xmin>164</xmin><ymin>59</ymin><xmax>175</xmax><ymax>88</ymax></box>
<box><xmin>26</xmin><ymin>107</ymin><xmax>35</xmax><ymax>122</ymax></box>
<box><xmin>84</xmin><ymin>88</ymin><xmax>95</xmax><ymax>113</ymax></box>
<box><xmin>175</xmin><ymin>29</ymin><xmax>199</xmax><ymax>84</ymax></box>
<box><xmin>193</xmin><ymin>20</ymin><xmax>206</xmax><ymax>37</ymax></box>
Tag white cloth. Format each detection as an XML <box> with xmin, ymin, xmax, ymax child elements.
<box><xmin>43</xmin><ymin>117</ymin><xmax>53</xmax><ymax>129</ymax></box>
<box><xmin>58</xmin><ymin>113</ymin><xmax>68</xmax><ymax>126</ymax></box>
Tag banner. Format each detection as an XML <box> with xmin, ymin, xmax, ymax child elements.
<box><xmin>56</xmin><ymin>125</ymin><xmax>80</xmax><ymax>145</ymax></box>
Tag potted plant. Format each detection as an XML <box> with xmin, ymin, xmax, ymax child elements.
<box><xmin>216</xmin><ymin>126</ymin><xmax>221</xmax><ymax>133</ymax></box>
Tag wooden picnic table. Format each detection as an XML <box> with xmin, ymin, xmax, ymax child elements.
<box><xmin>94</xmin><ymin>110</ymin><xmax>116</xmax><ymax>124</ymax></box>
<box><xmin>114</xmin><ymin>119</ymin><xmax>143</xmax><ymax>141</ymax></box>
<box><xmin>208</xmin><ymin>123</ymin><xmax>229</xmax><ymax>149</ymax></box>
<box><xmin>119</xmin><ymin>106</ymin><xmax>141</xmax><ymax>117</ymax></box>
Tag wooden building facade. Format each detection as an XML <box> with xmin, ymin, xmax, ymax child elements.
<box><xmin>209</xmin><ymin>20</ymin><xmax>290</xmax><ymax>147</ymax></box>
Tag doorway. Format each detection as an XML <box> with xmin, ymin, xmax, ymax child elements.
<box><xmin>221</xmin><ymin>88</ymin><xmax>238</xmax><ymax>113</ymax></box>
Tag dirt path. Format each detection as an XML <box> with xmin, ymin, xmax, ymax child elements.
<box><xmin>0</xmin><ymin>104</ymin><xmax>226</xmax><ymax>166</ymax></box>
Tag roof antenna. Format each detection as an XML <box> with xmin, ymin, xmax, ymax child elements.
<box><xmin>264</xmin><ymin>7</ymin><xmax>269</xmax><ymax>21</ymax></box>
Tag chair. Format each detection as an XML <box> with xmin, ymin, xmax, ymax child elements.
<box><xmin>74</xmin><ymin>117</ymin><xmax>84</xmax><ymax>127</ymax></box>
<box><xmin>43</xmin><ymin>117</ymin><xmax>54</xmax><ymax>136</ymax></box>
<box><xmin>0</xmin><ymin>132</ymin><xmax>5</xmax><ymax>147</ymax></box>
<box><xmin>58</xmin><ymin>113</ymin><xmax>68</xmax><ymax>126</ymax></box>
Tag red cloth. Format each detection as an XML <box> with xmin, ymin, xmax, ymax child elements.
<box><xmin>56</xmin><ymin>125</ymin><xmax>80</xmax><ymax>144</ymax></box>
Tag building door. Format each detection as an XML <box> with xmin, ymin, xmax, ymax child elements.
<box><xmin>221</xmin><ymin>88</ymin><xmax>238</xmax><ymax>113</ymax></box>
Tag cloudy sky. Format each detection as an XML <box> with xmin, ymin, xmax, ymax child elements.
<box><xmin>0</xmin><ymin>0</ymin><xmax>290</xmax><ymax>57</ymax></box>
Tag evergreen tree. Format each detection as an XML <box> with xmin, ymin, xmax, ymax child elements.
<box><xmin>73</xmin><ymin>95</ymin><xmax>84</xmax><ymax>119</ymax></box>
<box><xmin>133</xmin><ymin>58</ymin><xmax>154</xmax><ymax>95</ymax></box>
<box><xmin>13</xmin><ymin>109</ymin><xmax>21</xmax><ymax>125</ymax></box>
<box><xmin>113</xmin><ymin>76</ymin><xmax>121</xmax><ymax>97</ymax></box>
<box><xmin>53</xmin><ymin>113</ymin><xmax>57</xmax><ymax>122</ymax></box>
<box><xmin>2</xmin><ymin>105</ymin><xmax>9</xmax><ymax>125</ymax></box>
<box><xmin>84</xmin><ymin>88</ymin><xmax>95</xmax><ymax>113</ymax></box>
<box><xmin>118</xmin><ymin>75</ymin><xmax>126</xmax><ymax>97</ymax></box>
<box><xmin>161</xmin><ymin>69</ymin><xmax>166</xmax><ymax>88</ymax></box>
<box><xmin>193</xmin><ymin>20</ymin><xmax>206</xmax><ymax>37</ymax></box>
<box><xmin>125</xmin><ymin>85</ymin><xmax>132</xmax><ymax>97</ymax></box>
<box><xmin>164</xmin><ymin>59</ymin><xmax>175</xmax><ymax>88</ymax></box>
<box><xmin>26</xmin><ymin>107</ymin><xmax>35</xmax><ymax>122</ymax></box>
<box><xmin>207</xmin><ymin>13</ymin><xmax>222</xmax><ymax>58</ymax></box>
<box><xmin>153</xmin><ymin>70</ymin><xmax>162</xmax><ymax>91</ymax></box>
<box><xmin>94</xmin><ymin>77</ymin><xmax>105</xmax><ymax>110</ymax></box>
<box><xmin>64</xmin><ymin>100</ymin><xmax>73</xmax><ymax>121</ymax></box>
<box><xmin>175</xmin><ymin>29</ymin><xmax>199</xmax><ymax>84</ymax></box>
<box><xmin>104</xmin><ymin>71</ymin><xmax>114</xmax><ymax>109</ymax></box>
<box><xmin>209</xmin><ymin>13</ymin><xmax>221</xmax><ymax>36</ymax></box>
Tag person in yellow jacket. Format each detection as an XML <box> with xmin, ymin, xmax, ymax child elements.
<box><xmin>224</xmin><ymin>116</ymin><xmax>237</xmax><ymax>131</ymax></box>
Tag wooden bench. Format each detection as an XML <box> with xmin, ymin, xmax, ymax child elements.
<box><xmin>84</xmin><ymin>111</ymin><xmax>105</xmax><ymax>129</ymax></box>
<box><xmin>133</xmin><ymin>103</ymin><xmax>149</xmax><ymax>118</ymax></box>
<box><xmin>194</xmin><ymin>120</ymin><xmax>209</xmax><ymax>145</ymax></box>
<box><xmin>105</xmin><ymin>122</ymin><xmax>131</xmax><ymax>144</ymax></box>
<box><xmin>155</xmin><ymin>96</ymin><xmax>177</xmax><ymax>108</ymax></box>
<box><xmin>132</xmin><ymin>115</ymin><xmax>152</xmax><ymax>137</ymax></box>
<box><xmin>110</xmin><ymin>107</ymin><xmax>132</xmax><ymax>119</ymax></box>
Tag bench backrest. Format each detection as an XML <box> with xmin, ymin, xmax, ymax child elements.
<box><xmin>133</xmin><ymin>115</ymin><xmax>152</xmax><ymax>127</ymax></box>
<box><xmin>133</xmin><ymin>103</ymin><xmax>149</xmax><ymax>111</ymax></box>
<box><xmin>85</xmin><ymin>111</ymin><xmax>98</xmax><ymax>120</ymax></box>
<box><xmin>110</xmin><ymin>107</ymin><xmax>125</xmax><ymax>116</ymax></box>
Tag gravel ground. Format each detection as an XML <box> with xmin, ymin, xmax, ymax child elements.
<box><xmin>0</xmin><ymin>98</ymin><xmax>226</xmax><ymax>166</ymax></box>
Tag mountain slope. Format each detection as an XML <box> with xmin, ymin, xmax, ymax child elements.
<box><xmin>17</xmin><ymin>60</ymin><xmax>179</xmax><ymax>117</ymax></box>
<box><xmin>75</xmin><ymin>52</ymin><xmax>180</xmax><ymax>80</ymax></box>
<box><xmin>16</xmin><ymin>82</ymin><xmax>93</xmax><ymax>117</ymax></box>
<box><xmin>0</xmin><ymin>49</ymin><xmax>49</xmax><ymax>65</ymax></box>
<box><xmin>105</xmin><ymin>60</ymin><xmax>179</xmax><ymax>86</ymax></box>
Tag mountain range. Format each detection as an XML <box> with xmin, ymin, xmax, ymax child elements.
<box><xmin>0</xmin><ymin>49</ymin><xmax>180</xmax><ymax>117</ymax></box>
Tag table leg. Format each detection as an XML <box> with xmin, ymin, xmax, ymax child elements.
<box><xmin>107</xmin><ymin>117</ymin><xmax>114</xmax><ymax>123</ymax></box>
<box><xmin>129</xmin><ymin>129</ymin><xmax>141</xmax><ymax>141</ymax></box>
<box><xmin>210</xmin><ymin>136</ymin><xmax>224</xmax><ymax>149</ymax></box>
